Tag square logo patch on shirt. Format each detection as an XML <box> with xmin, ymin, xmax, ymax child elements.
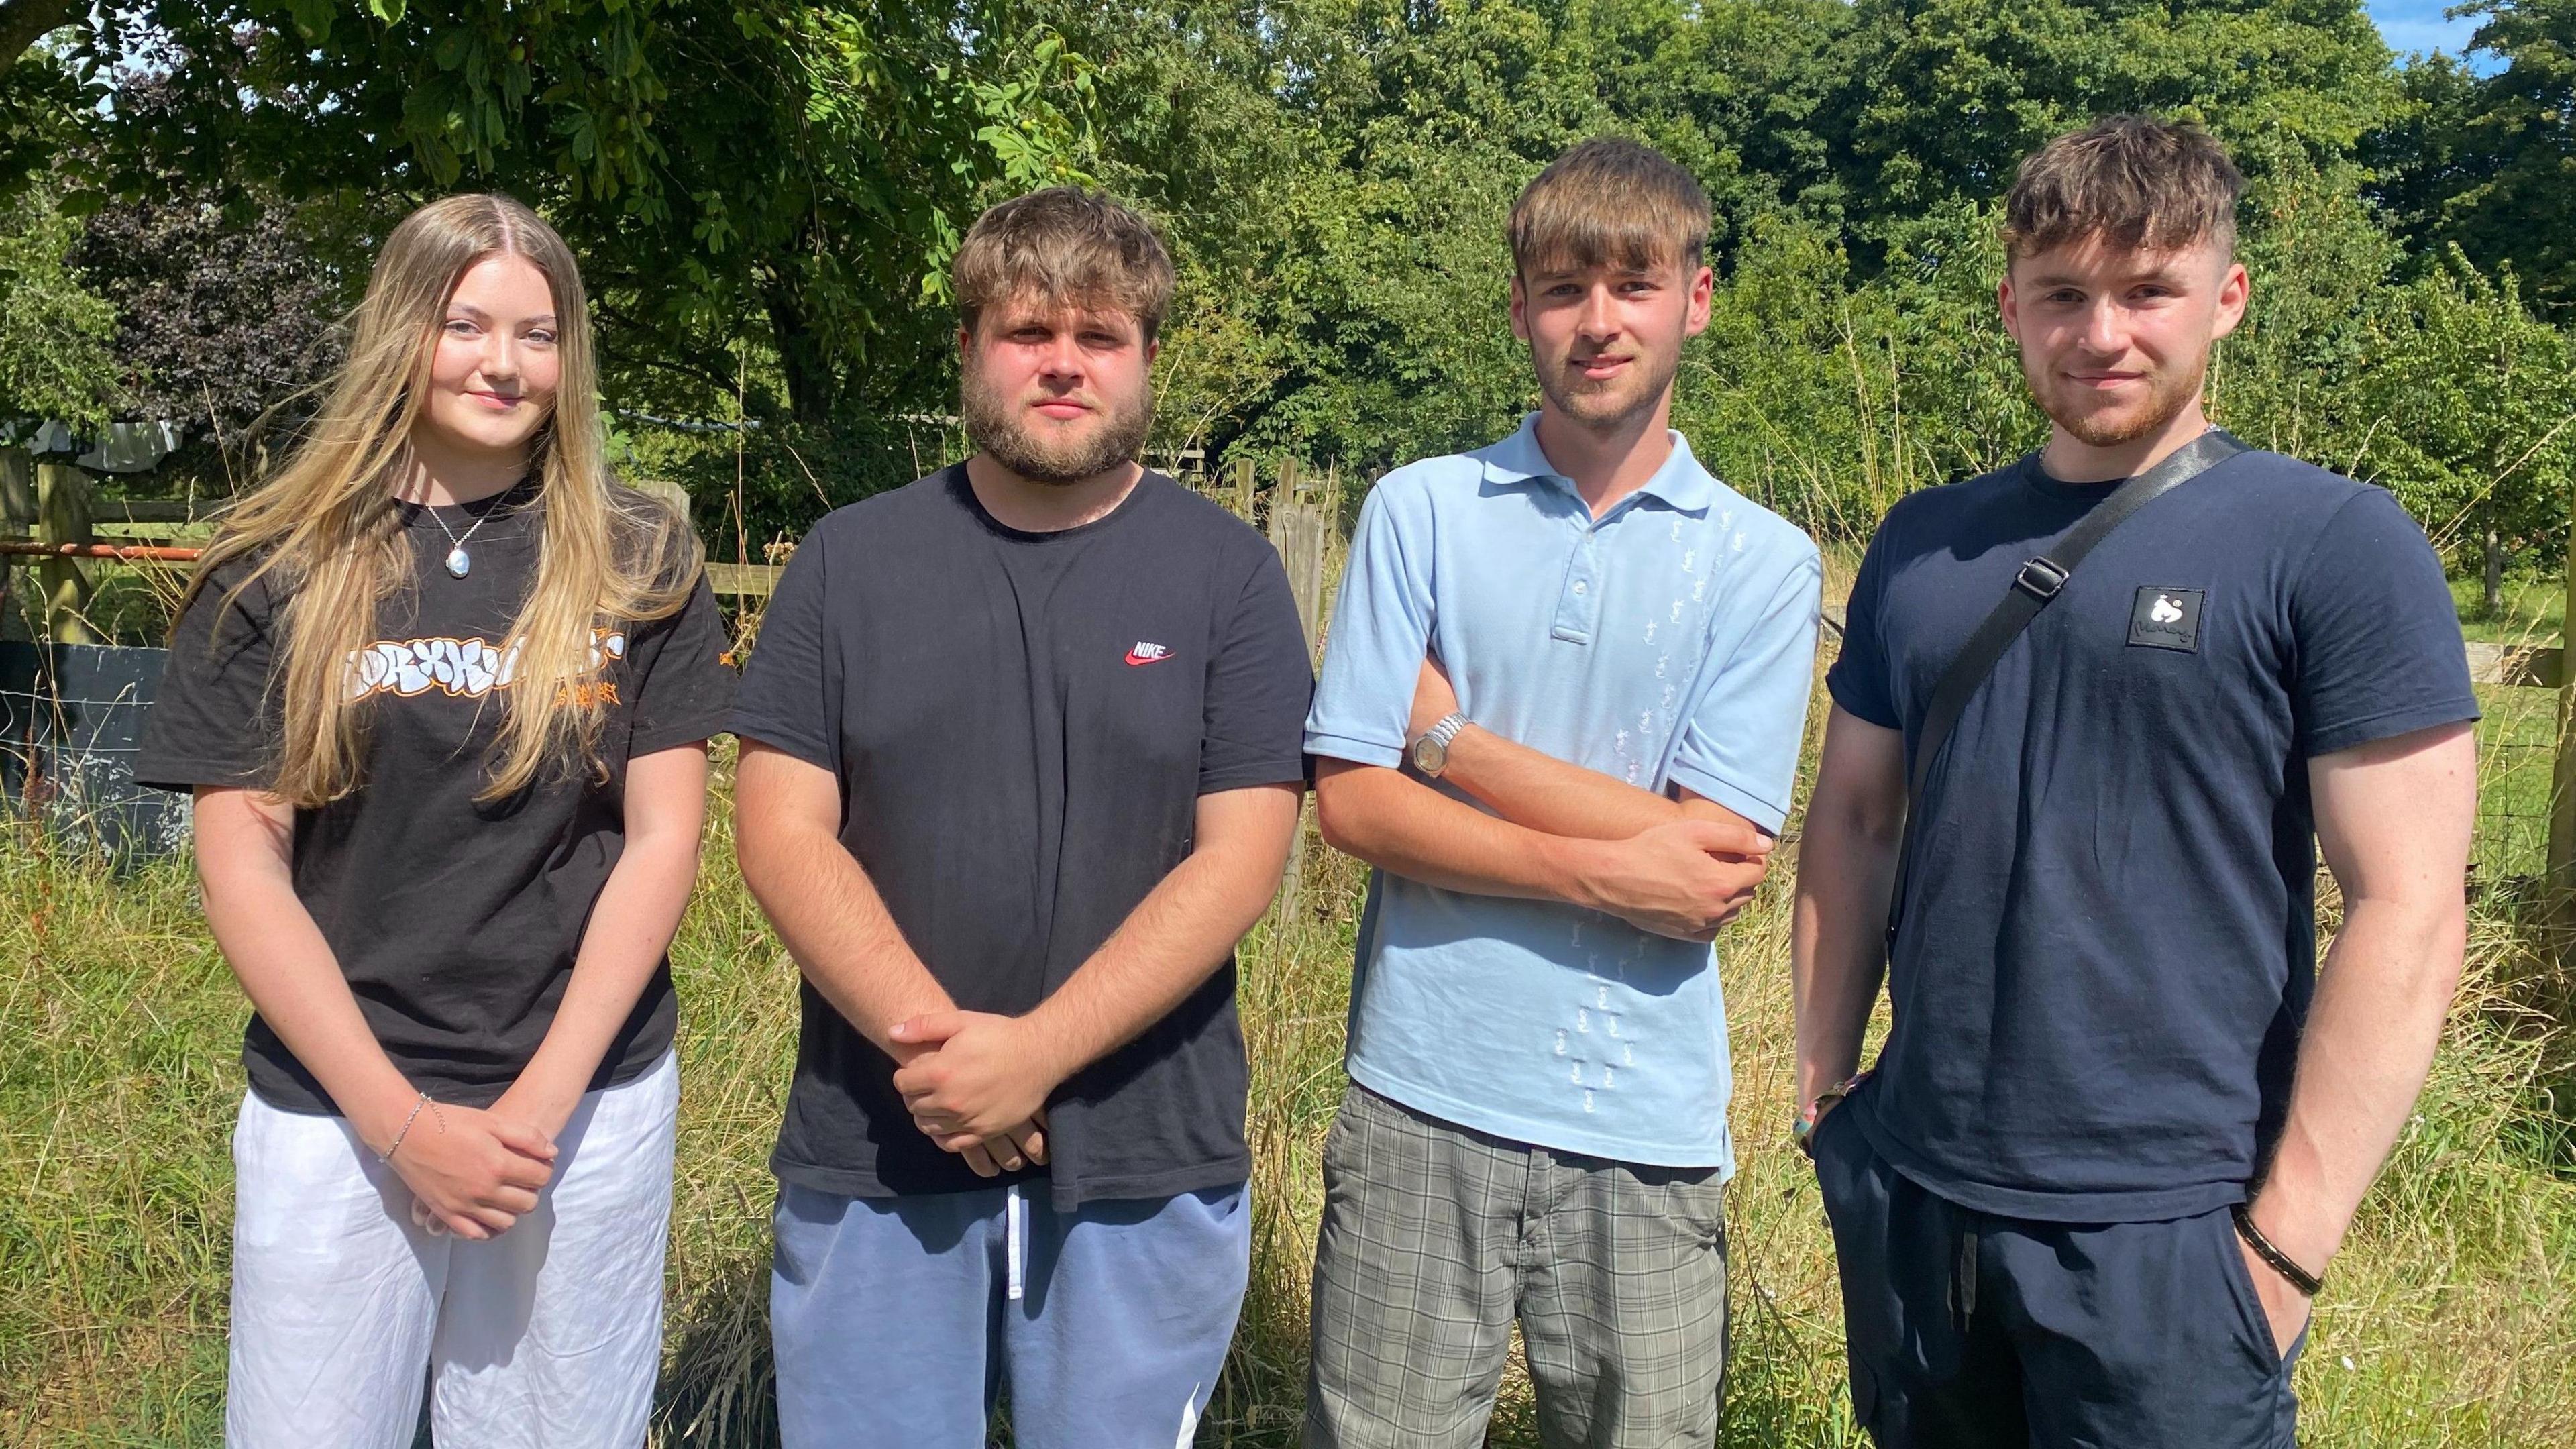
<box><xmin>2129</xmin><ymin>586</ymin><xmax>2206</xmax><ymax>652</ymax></box>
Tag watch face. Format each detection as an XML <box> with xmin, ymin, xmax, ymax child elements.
<box><xmin>1411</xmin><ymin>734</ymin><xmax>1446</xmax><ymax>775</ymax></box>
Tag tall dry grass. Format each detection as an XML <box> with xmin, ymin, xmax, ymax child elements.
<box><xmin>4</xmin><ymin>725</ymin><xmax>2573</xmax><ymax>1445</ymax></box>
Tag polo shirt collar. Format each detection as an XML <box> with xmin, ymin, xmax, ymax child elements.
<box><xmin>1478</xmin><ymin>412</ymin><xmax>1718</xmax><ymax>513</ymax></box>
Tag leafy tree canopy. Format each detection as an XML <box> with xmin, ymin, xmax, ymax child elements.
<box><xmin>71</xmin><ymin>1</ymin><xmax>1096</xmax><ymax>425</ymax></box>
<box><xmin>0</xmin><ymin>0</ymin><xmax>2567</xmax><ymax>562</ymax></box>
<box><xmin>2376</xmin><ymin>0</ymin><xmax>2576</xmax><ymax>312</ymax></box>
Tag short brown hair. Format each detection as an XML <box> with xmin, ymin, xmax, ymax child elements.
<box><xmin>952</xmin><ymin>186</ymin><xmax>1176</xmax><ymax>341</ymax></box>
<box><xmin>2003</xmin><ymin>115</ymin><xmax>2245</xmax><ymax>260</ymax></box>
<box><xmin>1509</xmin><ymin>138</ymin><xmax>1710</xmax><ymax>278</ymax></box>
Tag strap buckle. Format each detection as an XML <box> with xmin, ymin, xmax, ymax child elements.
<box><xmin>2014</xmin><ymin>557</ymin><xmax>2070</xmax><ymax>601</ymax></box>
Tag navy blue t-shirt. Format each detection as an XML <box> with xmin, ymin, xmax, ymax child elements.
<box><xmin>1827</xmin><ymin>447</ymin><xmax>2477</xmax><ymax>1222</ymax></box>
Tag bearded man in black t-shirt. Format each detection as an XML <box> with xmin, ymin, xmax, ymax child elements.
<box><xmin>729</xmin><ymin>189</ymin><xmax>1313</xmax><ymax>1449</ymax></box>
<box><xmin>1792</xmin><ymin>117</ymin><xmax>2477</xmax><ymax>1448</ymax></box>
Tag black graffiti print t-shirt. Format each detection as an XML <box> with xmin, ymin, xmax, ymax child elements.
<box><xmin>136</xmin><ymin>483</ymin><xmax>737</xmax><ymax>1115</ymax></box>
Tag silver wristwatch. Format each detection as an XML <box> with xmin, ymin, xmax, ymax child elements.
<box><xmin>1409</xmin><ymin>712</ymin><xmax>1470</xmax><ymax>777</ymax></box>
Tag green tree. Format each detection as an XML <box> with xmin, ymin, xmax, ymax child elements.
<box><xmin>1824</xmin><ymin>0</ymin><xmax>2400</xmax><ymax>253</ymax></box>
<box><xmin>1039</xmin><ymin>0</ymin><xmax>2434</xmax><ymax>477</ymax></box>
<box><xmin>0</xmin><ymin>188</ymin><xmax>117</xmax><ymax>431</ymax></box>
<box><xmin>2381</xmin><ymin>0</ymin><xmax>2576</xmax><ymax>313</ymax></box>
<box><xmin>76</xmin><ymin>1</ymin><xmax>1095</xmax><ymax>425</ymax></box>
<box><xmin>2357</xmin><ymin>252</ymin><xmax>2576</xmax><ymax>609</ymax></box>
<box><xmin>1680</xmin><ymin>202</ymin><xmax>2039</xmax><ymax>541</ymax></box>
<box><xmin>46</xmin><ymin>0</ymin><xmax>2576</xmax><ymax>572</ymax></box>
<box><xmin>2210</xmin><ymin>156</ymin><xmax>2405</xmax><ymax>466</ymax></box>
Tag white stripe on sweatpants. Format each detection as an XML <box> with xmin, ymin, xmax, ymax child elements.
<box><xmin>225</xmin><ymin>1051</ymin><xmax>679</xmax><ymax>1449</ymax></box>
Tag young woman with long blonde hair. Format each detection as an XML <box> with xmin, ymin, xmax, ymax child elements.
<box><xmin>136</xmin><ymin>194</ymin><xmax>732</xmax><ymax>1447</ymax></box>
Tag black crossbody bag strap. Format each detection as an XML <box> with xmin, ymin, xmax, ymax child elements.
<box><xmin>1884</xmin><ymin>429</ymin><xmax>2248</xmax><ymax>946</ymax></box>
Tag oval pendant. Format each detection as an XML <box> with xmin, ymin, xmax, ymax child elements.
<box><xmin>445</xmin><ymin>546</ymin><xmax>471</xmax><ymax>578</ymax></box>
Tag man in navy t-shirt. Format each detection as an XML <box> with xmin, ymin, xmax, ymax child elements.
<box><xmin>1792</xmin><ymin>116</ymin><xmax>2477</xmax><ymax>1448</ymax></box>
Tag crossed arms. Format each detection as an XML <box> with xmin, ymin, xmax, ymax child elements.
<box><xmin>732</xmin><ymin>741</ymin><xmax>1299</xmax><ymax>1175</ymax></box>
<box><xmin>1313</xmin><ymin>660</ymin><xmax>1773</xmax><ymax>940</ymax></box>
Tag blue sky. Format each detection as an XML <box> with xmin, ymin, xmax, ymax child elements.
<box><xmin>2368</xmin><ymin>0</ymin><xmax>2489</xmax><ymax>62</ymax></box>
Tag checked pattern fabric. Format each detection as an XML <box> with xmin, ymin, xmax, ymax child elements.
<box><xmin>1304</xmin><ymin>1083</ymin><xmax>1731</xmax><ymax>1448</ymax></box>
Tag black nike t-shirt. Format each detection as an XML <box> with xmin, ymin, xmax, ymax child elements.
<box><xmin>1827</xmin><ymin>448</ymin><xmax>2478</xmax><ymax>1223</ymax></box>
<box><xmin>727</xmin><ymin>466</ymin><xmax>1313</xmax><ymax>1209</ymax></box>
<box><xmin>135</xmin><ymin>483</ymin><xmax>737</xmax><ymax>1115</ymax></box>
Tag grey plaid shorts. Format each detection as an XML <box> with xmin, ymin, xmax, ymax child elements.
<box><xmin>1303</xmin><ymin>1083</ymin><xmax>1730</xmax><ymax>1449</ymax></box>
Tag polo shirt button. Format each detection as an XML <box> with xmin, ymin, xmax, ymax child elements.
<box><xmin>1572</xmin><ymin>580</ymin><xmax>1588</xmax><ymax>595</ymax></box>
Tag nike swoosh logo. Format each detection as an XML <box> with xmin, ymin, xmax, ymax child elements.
<box><xmin>1125</xmin><ymin>649</ymin><xmax>1173</xmax><ymax>666</ymax></box>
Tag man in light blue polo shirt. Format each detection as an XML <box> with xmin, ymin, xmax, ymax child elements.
<box><xmin>1300</xmin><ymin>138</ymin><xmax>1821</xmax><ymax>1449</ymax></box>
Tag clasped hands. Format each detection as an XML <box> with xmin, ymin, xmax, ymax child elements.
<box><xmin>384</xmin><ymin>1091</ymin><xmax>563</xmax><ymax>1242</ymax></box>
<box><xmin>1409</xmin><ymin>657</ymin><xmax>1771</xmax><ymax>942</ymax></box>
<box><xmin>889</xmin><ymin>1010</ymin><xmax>1061</xmax><ymax>1177</ymax></box>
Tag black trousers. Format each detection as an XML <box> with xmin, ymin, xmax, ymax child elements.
<box><xmin>1810</xmin><ymin>1106</ymin><xmax>2302</xmax><ymax>1449</ymax></box>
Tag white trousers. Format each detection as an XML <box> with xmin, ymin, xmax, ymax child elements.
<box><xmin>225</xmin><ymin>1052</ymin><xmax>678</xmax><ymax>1449</ymax></box>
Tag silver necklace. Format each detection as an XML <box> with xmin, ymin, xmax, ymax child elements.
<box><xmin>422</xmin><ymin>498</ymin><xmax>499</xmax><ymax>578</ymax></box>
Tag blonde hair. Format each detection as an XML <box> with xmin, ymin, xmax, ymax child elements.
<box><xmin>1509</xmin><ymin>138</ymin><xmax>1710</xmax><ymax>280</ymax></box>
<box><xmin>181</xmin><ymin>193</ymin><xmax>700</xmax><ymax>806</ymax></box>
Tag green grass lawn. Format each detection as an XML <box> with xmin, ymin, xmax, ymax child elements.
<box><xmin>2471</xmin><ymin>683</ymin><xmax>2555</xmax><ymax>882</ymax></box>
<box><xmin>2443</xmin><ymin>572</ymin><xmax>2568</xmax><ymax>882</ymax></box>
<box><xmin>0</xmin><ymin>549</ymin><xmax>2564</xmax><ymax>1442</ymax></box>
<box><xmin>2453</xmin><ymin>574</ymin><xmax>2567</xmax><ymax>649</ymax></box>
<box><xmin>5</xmin><ymin>700</ymin><xmax>2575</xmax><ymax>1445</ymax></box>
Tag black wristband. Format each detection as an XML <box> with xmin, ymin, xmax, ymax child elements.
<box><xmin>2231</xmin><ymin>1202</ymin><xmax>2324</xmax><ymax>1297</ymax></box>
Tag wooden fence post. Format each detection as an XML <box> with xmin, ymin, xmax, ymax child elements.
<box><xmin>0</xmin><ymin>447</ymin><xmax>32</xmax><ymax>528</ymax></box>
<box><xmin>1267</xmin><ymin>464</ymin><xmax>1330</xmax><ymax>929</ymax></box>
<box><xmin>1269</xmin><ymin>481</ymin><xmax>1328</xmax><ymax>654</ymax></box>
<box><xmin>633</xmin><ymin>478</ymin><xmax>692</xmax><ymax>528</ymax></box>
<box><xmin>0</xmin><ymin>447</ymin><xmax>30</xmax><ymax>641</ymax></box>
<box><xmin>36</xmin><ymin>460</ymin><xmax>96</xmax><ymax>645</ymax></box>
<box><xmin>1324</xmin><ymin>460</ymin><xmax>1348</xmax><ymax>589</ymax></box>
<box><xmin>2548</xmin><ymin>477</ymin><xmax>2576</xmax><ymax>939</ymax></box>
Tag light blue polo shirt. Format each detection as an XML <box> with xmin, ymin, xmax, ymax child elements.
<box><xmin>1307</xmin><ymin>414</ymin><xmax>1821</xmax><ymax>1170</ymax></box>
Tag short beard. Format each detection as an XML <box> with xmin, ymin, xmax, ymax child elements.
<box><xmin>961</xmin><ymin>368</ymin><xmax>1155</xmax><ymax>485</ymax></box>
<box><xmin>1534</xmin><ymin>341</ymin><xmax>1681</xmax><ymax>433</ymax></box>
<box><xmin>2047</xmin><ymin>353</ymin><xmax>2207</xmax><ymax>451</ymax></box>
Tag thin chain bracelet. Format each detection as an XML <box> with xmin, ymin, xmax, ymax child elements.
<box><xmin>378</xmin><ymin>1091</ymin><xmax>445</xmax><ymax>1165</ymax></box>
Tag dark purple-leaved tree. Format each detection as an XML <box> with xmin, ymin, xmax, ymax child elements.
<box><xmin>70</xmin><ymin>185</ymin><xmax>346</xmax><ymax>464</ymax></box>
